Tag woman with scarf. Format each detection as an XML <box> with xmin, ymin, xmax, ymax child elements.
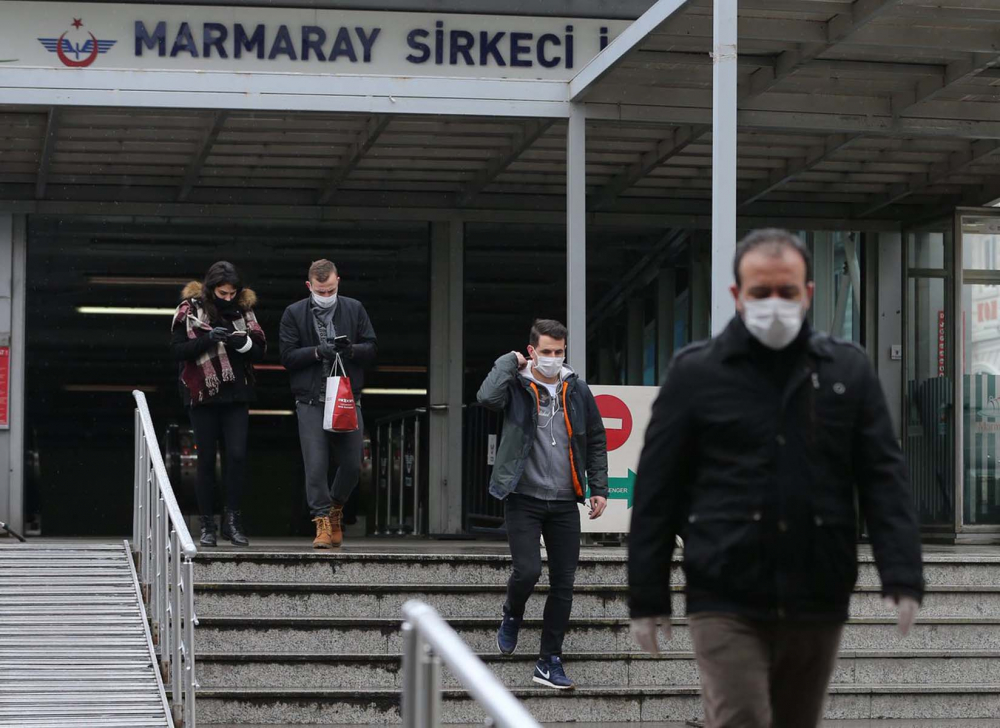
<box><xmin>170</xmin><ymin>261</ymin><xmax>266</xmax><ymax>546</ymax></box>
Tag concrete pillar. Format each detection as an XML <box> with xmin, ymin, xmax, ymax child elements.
<box><xmin>0</xmin><ymin>214</ymin><xmax>25</xmax><ymax>535</ymax></box>
<box><xmin>627</xmin><ymin>297</ymin><xmax>644</xmax><ymax>385</ymax></box>
<box><xmin>566</xmin><ymin>103</ymin><xmax>587</xmax><ymax>379</ymax></box>
<box><xmin>877</xmin><ymin>232</ymin><xmax>903</xmax><ymax>439</ymax></box>
<box><xmin>428</xmin><ymin>220</ymin><xmax>464</xmax><ymax>535</ymax></box>
<box><xmin>657</xmin><ymin>268</ymin><xmax>676</xmax><ymax>382</ymax></box>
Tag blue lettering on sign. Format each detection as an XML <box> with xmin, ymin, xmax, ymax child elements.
<box><xmin>269</xmin><ymin>25</ymin><xmax>297</xmax><ymax>60</ymax></box>
<box><xmin>131</xmin><ymin>20</ymin><xmax>598</xmax><ymax>69</ymax></box>
<box><xmin>406</xmin><ymin>29</ymin><xmax>430</xmax><ymax>64</ymax></box>
<box><xmin>301</xmin><ymin>26</ymin><xmax>327</xmax><ymax>62</ymax></box>
<box><xmin>203</xmin><ymin>23</ymin><xmax>228</xmax><ymax>59</ymax></box>
<box><xmin>234</xmin><ymin>24</ymin><xmax>265</xmax><ymax>59</ymax></box>
<box><xmin>170</xmin><ymin>22</ymin><xmax>198</xmax><ymax>58</ymax></box>
<box><xmin>135</xmin><ymin>20</ymin><xmax>166</xmax><ymax>56</ymax></box>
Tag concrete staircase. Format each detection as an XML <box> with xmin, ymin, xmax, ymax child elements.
<box><xmin>192</xmin><ymin>547</ymin><xmax>1000</xmax><ymax>724</ymax></box>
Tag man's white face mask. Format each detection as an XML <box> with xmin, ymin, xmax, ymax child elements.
<box><xmin>312</xmin><ymin>292</ymin><xmax>337</xmax><ymax>309</ymax></box>
<box><xmin>534</xmin><ymin>355</ymin><xmax>564</xmax><ymax>379</ymax></box>
<box><xmin>741</xmin><ymin>296</ymin><xmax>806</xmax><ymax>350</ymax></box>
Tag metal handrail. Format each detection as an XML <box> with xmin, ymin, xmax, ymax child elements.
<box><xmin>132</xmin><ymin>390</ymin><xmax>198</xmax><ymax>728</ymax></box>
<box><xmin>401</xmin><ymin>601</ymin><xmax>541</xmax><ymax>728</ymax></box>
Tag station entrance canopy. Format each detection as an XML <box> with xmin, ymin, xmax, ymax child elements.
<box><xmin>0</xmin><ymin>0</ymin><xmax>998</xmax><ymax>227</ymax></box>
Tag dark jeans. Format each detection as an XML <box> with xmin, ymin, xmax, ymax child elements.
<box><xmin>188</xmin><ymin>403</ymin><xmax>249</xmax><ymax>517</ymax></box>
<box><xmin>504</xmin><ymin>493</ymin><xmax>581</xmax><ymax>659</ymax></box>
<box><xmin>295</xmin><ymin>401</ymin><xmax>365</xmax><ymax>517</ymax></box>
<box><xmin>688</xmin><ymin>613</ymin><xmax>844</xmax><ymax>728</ymax></box>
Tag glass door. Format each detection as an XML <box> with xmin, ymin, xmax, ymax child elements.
<box><xmin>903</xmin><ymin>222</ymin><xmax>955</xmax><ymax>530</ymax></box>
<box><xmin>959</xmin><ymin>210</ymin><xmax>1000</xmax><ymax>529</ymax></box>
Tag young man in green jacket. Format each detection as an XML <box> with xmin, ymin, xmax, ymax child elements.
<box><xmin>477</xmin><ymin>319</ymin><xmax>609</xmax><ymax>690</ymax></box>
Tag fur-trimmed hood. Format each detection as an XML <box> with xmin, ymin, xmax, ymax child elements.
<box><xmin>181</xmin><ymin>280</ymin><xmax>257</xmax><ymax>310</ymax></box>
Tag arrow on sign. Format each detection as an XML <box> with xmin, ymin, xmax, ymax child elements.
<box><xmin>607</xmin><ymin>470</ymin><xmax>636</xmax><ymax>509</ymax></box>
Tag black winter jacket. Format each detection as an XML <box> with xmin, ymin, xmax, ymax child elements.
<box><xmin>628</xmin><ymin>318</ymin><xmax>924</xmax><ymax>623</ymax></box>
<box><xmin>278</xmin><ymin>296</ymin><xmax>376</xmax><ymax>401</ymax></box>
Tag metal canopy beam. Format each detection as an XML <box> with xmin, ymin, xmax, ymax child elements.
<box><xmin>34</xmin><ymin>108</ymin><xmax>59</xmax><ymax>201</ymax></box>
<box><xmin>891</xmin><ymin>52</ymin><xmax>1000</xmax><ymax>116</ymax></box>
<box><xmin>457</xmin><ymin>119</ymin><xmax>554</xmax><ymax>207</ymax></box>
<box><xmin>177</xmin><ymin>111</ymin><xmax>228</xmax><ymax>203</ymax></box>
<box><xmin>317</xmin><ymin>115</ymin><xmax>390</xmax><ymax>206</ymax></box>
<box><xmin>856</xmin><ymin>139</ymin><xmax>1000</xmax><ymax>217</ymax></box>
<box><xmin>569</xmin><ymin>0</ymin><xmax>695</xmax><ymax>102</ymax></box>
<box><xmin>739</xmin><ymin>134</ymin><xmax>859</xmax><ymax>207</ymax></box>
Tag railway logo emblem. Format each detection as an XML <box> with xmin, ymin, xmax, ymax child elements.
<box><xmin>38</xmin><ymin>19</ymin><xmax>116</xmax><ymax>68</ymax></box>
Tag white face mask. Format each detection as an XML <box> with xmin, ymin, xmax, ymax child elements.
<box><xmin>534</xmin><ymin>356</ymin><xmax>565</xmax><ymax>379</ymax></box>
<box><xmin>741</xmin><ymin>296</ymin><xmax>806</xmax><ymax>350</ymax></box>
<box><xmin>312</xmin><ymin>292</ymin><xmax>337</xmax><ymax>309</ymax></box>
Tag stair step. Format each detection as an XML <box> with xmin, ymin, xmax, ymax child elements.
<box><xmin>194</xmin><ymin>615</ymin><xmax>1000</xmax><ymax>655</ymax></box>
<box><xmin>195</xmin><ymin>649</ymin><xmax>1000</xmax><ymax>690</ymax></box>
<box><xmin>193</xmin><ymin>684</ymin><xmax>1000</xmax><ymax>724</ymax></box>
<box><xmin>193</xmin><ymin>581</ymin><xmax>1000</xmax><ymax>620</ymax></box>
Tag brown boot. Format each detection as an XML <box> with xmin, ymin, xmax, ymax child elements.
<box><xmin>312</xmin><ymin>516</ymin><xmax>334</xmax><ymax>549</ymax></box>
<box><xmin>328</xmin><ymin>503</ymin><xmax>344</xmax><ymax>547</ymax></box>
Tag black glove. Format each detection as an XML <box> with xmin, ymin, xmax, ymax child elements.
<box><xmin>228</xmin><ymin>333</ymin><xmax>249</xmax><ymax>350</ymax></box>
<box><xmin>317</xmin><ymin>342</ymin><xmax>338</xmax><ymax>361</ymax></box>
<box><xmin>334</xmin><ymin>337</ymin><xmax>352</xmax><ymax>351</ymax></box>
<box><xmin>208</xmin><ymin>327</ymin><xmax>229</xmax><ymax>343</ymax></box>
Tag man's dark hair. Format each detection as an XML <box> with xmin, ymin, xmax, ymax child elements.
<box><xmin>530</xmin><ymin>319</ymin><xmax>568</xmax><ymax>347</ymax></box>
<box><xmin>733</xmin><ymin>228</ymin><xmax>813</xmax><ymax>286</ymax></box>
<box><xmin>308</xmin><ymin>259</ymin><xmax>338</xmax><ymax>282</ymax></box>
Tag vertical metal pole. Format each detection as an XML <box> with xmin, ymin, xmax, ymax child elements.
<box><xmin>566</xmin><ymin>102</ymin><xmax>587</xmax><ymax>379</ymax></box>
<box><xmin>140</xmin><ymin>441</ymin><xmax>150</xmax><ymax>588</ymax></box>
<box><xmin>386</xmin><ymin>422</ymin><xmax>394</xmax><ymax>531</ymax></box>
<box><xmin>398</xmin><ymin>417</ymin><xmax>406</xmax><ymax>534</ymax></box>
<box><xmin>374</xmin><ymin>424</ymin><xmax>383</xmax><ymax>535</ymax></box>
<box><xmin>153</xmin><ymin>495</ymin><xmax>163</xmax><ymax>647</ymax></box>
<box><xmin>413</xmin><ymin>415</ymin><xmax>421</xmax><ymax>536</ymax></box>
<box><xmin>133</xmin><ymin>410</ymin><xmax>141</xmax><ymax>555</ymax></box>
<box><xmin>401</xmin><ymin>622</ymin><xmax>418</xmax><ymax>727</ymax></box>
<box><xmin>711</xmin><ymin>0</ymin><xmax>738</xmax><ymax>336</ymax></box>
<box><xmin>183</xmin><ymin>557</ymin><xmax>197</xmax><ymax>728</ymax></box>
<box><xmin>422</xmin><ymin>646</ymin><xmax>441</xmax><ymax>728</ymax></box>
<box><xmin>171</xmin><ymin>531</ymin><xmax>182</xmax><ymax>720</ymax></box>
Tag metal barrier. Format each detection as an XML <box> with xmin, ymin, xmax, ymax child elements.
<box><xmin>132</xmin><ymin>390</ymin><xmax>199</xmax><ymax>728</ymax></box>
<box><xmin>401</xmin><ymin>601</ymin><xmax>541</xmax><ymax>728</ymax></box>
<box><xmin>462</xmin><ymin>403</ymin><xmax>506</xmax><ymax>534</ymax></box>
<box><xmin>374</xmin><ymin>408</ymin><xmax>427</xmax><ymax>535</ymax></box>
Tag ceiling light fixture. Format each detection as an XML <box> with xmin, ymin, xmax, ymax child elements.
<box><xmin>76</xmin><ymin>307</ymin><xmax>176</xmax><ymax>316</ymax></box>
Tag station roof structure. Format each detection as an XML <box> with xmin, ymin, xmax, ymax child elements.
<box><xmin>1</xmin><ymin>0</ymin><xmax>999</xmax><ymax>231</ymax></box>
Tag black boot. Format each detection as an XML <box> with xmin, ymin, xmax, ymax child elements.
<box><xmin>225</xmin><ymin>509</ymin><xmax>250</xmax><ymax>547</ymax></box>
<box><xmin>199</xmin><ymin>516</ymin><xmax>217</xmax><ymax>547</ymax></box>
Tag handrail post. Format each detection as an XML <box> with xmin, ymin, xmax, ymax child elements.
<box><xmin>133</xmin><ymin>409</ymin><xmax>141</xmax><ymax>557</ymax></box>
<box><xmin>420</xmin><ymin>641</ymin><xmax>441</xmax><ymax>728</ymax></box>
<box><xmin>413</xmin><ymin>415</ymin><xmax>421</xmax><ymax>536</ymax></box>
<box><xmin>401</xmin><ymin>621</ymin><xmax>417</xmax><ymax>727</ymax></box>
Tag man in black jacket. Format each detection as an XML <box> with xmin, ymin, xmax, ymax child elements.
<box><xmin>279</xmin><ymin>259</ymin><xmax>376</xmax><ymax>548</ymax></box>
<box><xmin>628</xmin><ymin>229</ymin><xmax>924</xmax><ymax>728</ymax></box>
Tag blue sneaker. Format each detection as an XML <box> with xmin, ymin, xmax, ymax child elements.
<box><xmin>533</xmin><ymin>655</ymin><xmax>575</xmax><ymax>690</ymax></box>
<box><xmin>496</xmin><ymin>610</ymin><xmax>521</xmax><ymax>655</ymax></box>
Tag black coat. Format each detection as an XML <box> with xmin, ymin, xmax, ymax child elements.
<box><xmin>628</xmin><ymin>317</ymin><xmax>924</xmax><ymax>623</ymax></box>
<box><xmin>278</xmin><ymin>296</ymin><xmax>376</xmax><ymax>401</ymax></box>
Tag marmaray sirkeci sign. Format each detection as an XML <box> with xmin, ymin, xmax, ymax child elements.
<box><xmin>579</xmin><ymin>386</ymin><xmax>659</xmax><ymax>534</ymax></box>
<box><xmin>0</xmin><ymin>2</ymin><xmax>628</xmax><ymax>80</ymax></box>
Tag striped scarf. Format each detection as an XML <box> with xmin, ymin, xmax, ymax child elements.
<box><xmin>171</xmin><ymin>299</ymin><xmax>264</xmax><ymax>403</ymax></box>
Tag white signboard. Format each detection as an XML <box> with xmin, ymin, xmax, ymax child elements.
<box><xmin>580</xmin><ymin>385</ymin><xmax>659</xmax><ymax>534</ymax></box>
<box><xmin>0</xmin><ymin>2</ymin><xmax>627</xmax><ymax>80</ymax></box>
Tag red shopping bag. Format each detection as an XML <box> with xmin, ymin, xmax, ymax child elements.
<box><xmin>323</xmin><ymin>355</ymin><xmax>358</xmax><ymax>433</ymax></box>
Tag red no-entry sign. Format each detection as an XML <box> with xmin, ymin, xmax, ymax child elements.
<box><xmin>595</xmin><ymin>394</ymin><xmax>632</xmax><ymax>452</ymax></box>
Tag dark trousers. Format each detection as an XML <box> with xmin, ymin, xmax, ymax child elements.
<box><xmin>688</xmin><ymin>613</ymin><xmax>844</xmax><ymax>728</ymax></box>
<box><xmin>504</xmin><ymin>493</ymin><xmax>581</xmax><ymax>659</ymax></box>
<box><xmin>295</xmin><ymin>401</ymin><xmax>365</xmax><ymax>517</ymax></box>
<box><xmin>188</xmin><ymin>403</ymin><xmax>249</xmax><ymax>517</ymax></box>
